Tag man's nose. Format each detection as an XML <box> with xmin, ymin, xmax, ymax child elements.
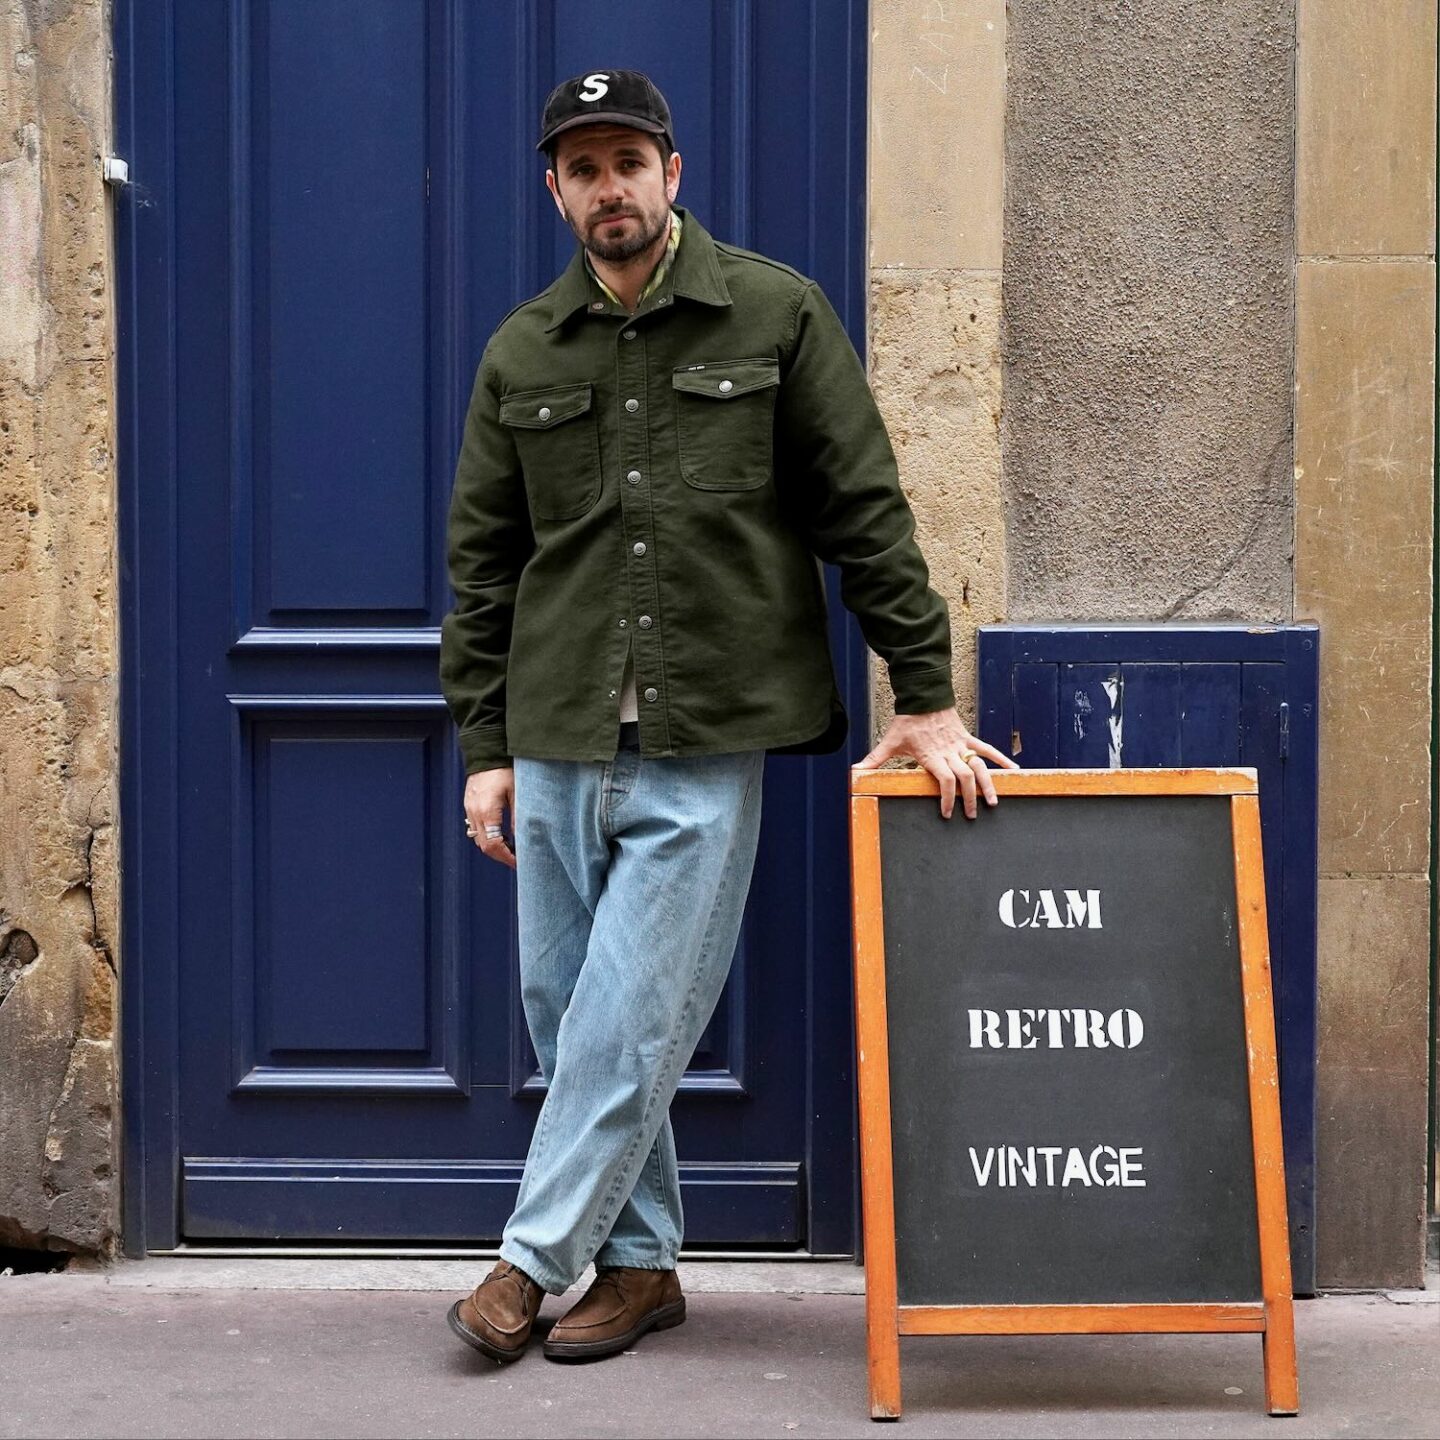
<box><xmin>594</xmin><ymin>168</ymin><xmax>627</xmax><ymax>205</ymax></box>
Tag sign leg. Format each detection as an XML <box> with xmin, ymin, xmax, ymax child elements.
<box><xmin>1262</xmin><ymin>1302</ymin><xmax>1299</xmax><ymax>1416</ymax></box>
<box><xmin>851</xmin><ymin>792</ymin><xmax>904</xmax><ymax>1420</ymax></box>
<box><xmin>1233</xmin><ymin>794</ymin><xmax>1300</xmax><ymax>1419</ymax></box>
<box><xmin>867</xmin><ymin>1319</ymin><xmax>901</xmax><ymax>1421</ymax></box>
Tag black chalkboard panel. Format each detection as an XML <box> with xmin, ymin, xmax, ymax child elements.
<box><xmin>879</xmin><ymin>793</ymin><xmax>1261</xmax><ymax>1308</ymax></box>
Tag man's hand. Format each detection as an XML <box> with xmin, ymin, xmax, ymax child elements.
<box><xmin>858</xmin><ymin>710</ymin><xmax>1021</xmax><ymax>820</ymax></box>
<box><xmin>464</xmin><ymin>766</ymin><xmax>516</xmax><ymax>869</ymax></box>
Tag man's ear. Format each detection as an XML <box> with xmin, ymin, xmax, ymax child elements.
<box><xmin>665</xmin><ymin>150</ymin><xmax>682</xmax><ymax>205</ymax></box>
<box><xmin>544</xmin><ymin>168</ymin><xmax>568</xmax><ymax>220</ymax></box>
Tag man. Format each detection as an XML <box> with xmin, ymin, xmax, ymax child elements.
<box><xmin>439</xmin><ymin>69</ymin><xmax>1017</xmax><ymax>1365</ymax></box>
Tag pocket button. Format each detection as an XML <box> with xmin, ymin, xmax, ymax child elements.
<box><xmin>718</xmin><ymin>380</ymin><xmax>733</xmax><ymax>393</ymax></box>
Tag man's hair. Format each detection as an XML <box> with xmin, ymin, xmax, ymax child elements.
<box><xmin>545</xmin><ymin>132</ymin><xmax>674</xmax><ymax>171</ymax></box>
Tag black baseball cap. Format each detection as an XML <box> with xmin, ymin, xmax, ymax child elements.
<box><xmin>537</xmin><ymin>69</ymin><xmax>674</xmax><ymax>154</ymax></box>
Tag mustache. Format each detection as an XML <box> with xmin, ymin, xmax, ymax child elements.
<box><xmin>590</xmin><ymin>208</ymin><xmax>639</xmax><ymax>225</ymax></box>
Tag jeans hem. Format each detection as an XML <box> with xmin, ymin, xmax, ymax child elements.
<box><xmin>592</xmin><ymin>1247</ymin><xmax>678</xmax><ymax>1271</ymax></box>
<box><xmin>497</xmin><ymin>1240</ymin><xmax>572</xmax><ymax>1296</ymax></box>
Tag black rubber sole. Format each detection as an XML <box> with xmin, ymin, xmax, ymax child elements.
<box><xmin>542</xmin><ymin>1296</ymin><xmax>687</xmax><ymax>1362</ymax></box>
<box><xmin>446</xmin><ymin>1297</ymin><xmax>529</xmax><ymax>1364</ymax></box>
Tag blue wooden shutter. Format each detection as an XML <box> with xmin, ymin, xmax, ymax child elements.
<box><xmin>978</xmin><ymin>623</ymin><xmax>1319</xmax><ymax>1294</ymax></box>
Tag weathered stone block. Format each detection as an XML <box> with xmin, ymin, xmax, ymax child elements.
<box><xmin>1295</xmin><ymin>259</ymin><xmax>1435</xmax><ymax>876</ymax></box>
<box><xmin>1315</xmin><ymin>876</ymin><xmax>1431</xmax><ymax>1288</ymax></box>
<box><xmin>868</xmin><ymin>270</ymin><xmax>1004</xmax><ymax>736</ymax></box>
<box><xmin>1298</xmin><ymin>0</ymin><xmax>1437</xmax><ymax>257</ymax></box>
<box><xmin>870</xmin><ymin>0</ymin><xmax>1005</xmax><ymax>271</ymax></box>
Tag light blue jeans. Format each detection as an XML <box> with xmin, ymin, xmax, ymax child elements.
<box><xmin>498</xmin><ymin>722</ymin><xmax>766</xmax><ymax>1294</ymax></box>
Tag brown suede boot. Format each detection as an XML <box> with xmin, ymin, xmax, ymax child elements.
<box><xmin>446</xmin><ymin>1259</ymin><xmax>545</xmax><ymax>1363</ymax></box>
<box><xmin>543</xmin><ymin>1266</ymin><xmax>686</xmax><ymax>1362</ymax></box>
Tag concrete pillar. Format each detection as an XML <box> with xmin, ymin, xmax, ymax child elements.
<box><xmin>867</xmin><ymin>0</ymin><xmax>1008</xmax><ymax>734</ymax></box>
<box><xmin>1295</xmin><ymin>0</ymin><xmax>1437</xmax><ymax>1289</ymax></box>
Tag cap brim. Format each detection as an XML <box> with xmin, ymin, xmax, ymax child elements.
<box><xmin>537</xmin><ymin>113</ymin><xmax>668</xmax><ymax>151</ymax></box>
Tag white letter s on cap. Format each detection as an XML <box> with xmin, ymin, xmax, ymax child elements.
<box><xmin>578</xmin><ymin>73</ymin><xmax>610</xmax><ymax>102</ymax></box>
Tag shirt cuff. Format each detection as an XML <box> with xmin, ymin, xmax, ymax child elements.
<box><xmin>889</xmin><ymin>665</ymin><xmax>957</xmax><ymax>715</ymax></box>
<box><xmin>459</xmin><ymin>724</ymin><xmax>512</xmax><ymax>773</ymax></box>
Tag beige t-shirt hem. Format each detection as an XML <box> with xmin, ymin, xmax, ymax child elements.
<box><xmin>619</xmin><ymin>646</ymin><xmax>639</xmax><ymax>723</ymax></box>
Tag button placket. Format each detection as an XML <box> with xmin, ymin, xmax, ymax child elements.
<box><xmin>614</xmin><ymin>322</ymin><xmax>666</xmax><ymax>745</ymax></box>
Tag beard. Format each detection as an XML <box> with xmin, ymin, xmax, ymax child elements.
<box><xmin>570</xmin><ymin>201</ymin><xmax>670</xmax><ymax>264</ymax></box>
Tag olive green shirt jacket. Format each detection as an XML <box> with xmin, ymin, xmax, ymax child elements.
<box><xmin>440</xmin><ymin>206</ymin><xmax>955</xmax><ymax>774</ymax></box>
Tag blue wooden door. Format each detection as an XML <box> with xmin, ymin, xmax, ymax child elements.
<box><xmin>116</xmin><ymin>0</ymin><xmax>868</xmax><ymax>1252</ymax></box>
<box><xmin>977</xmin><ymin>623</ymin><xmax>1320</xmax><ymax>1293</ymax></box>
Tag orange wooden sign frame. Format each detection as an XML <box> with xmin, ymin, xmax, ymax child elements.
<box><xmin>848</xmin><ymin>766</ymin><xmax>1299</xmax><ymax>1421</ymax></box>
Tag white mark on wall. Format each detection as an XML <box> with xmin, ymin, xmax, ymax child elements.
<box><xmin>1102</xmin><ymin>677</ymin><xmax>1123</xmax><ymax>768</ymax></box>
<box><xmin>911</xmin><ymin>63</ymin><xmax>950</xmax><ymax>93</ymax></box>
<box><xmin>910</xmin><ymin>0</ymin><xmax>955</xmax><ymax>96</ymax></box>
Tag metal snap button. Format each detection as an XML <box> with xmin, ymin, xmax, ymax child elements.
<box><xmin>656</xmin><ymin>298</ymin><xmax>669</xmax><ymax>306</ymax></box>
<box><xmin>638</xmin><ymin>616</ymin><xmax>653</xmax><ymax>630</ymax></box>
<box><xmin>622</xmin><ymin>329</ymin><xmax>637</xmax><ymax>340</ymax></box>
<box><xmin>633</xmin><ymin>541</ymin><xmax>647</xmax><ymax>556</ymax></box>
<box><xmin>538</xmin><ymin>406</ymin><xmax>551</xmax><ymax>420</ymax></box>
<box><xmin>625</xmin><ymin>398</ymin><xmax>640</xmax><ymax>412</ymax></box>
<box><xmin>626</xmin><ymin>470</ymin><xmax>642</xmax><ymax>484</ymax></box>
<box><xmin>590</xmin><ymin>301</ymin><xmax>605</xmax><ymax>311</ymax></box>
<box><xmin>718</xmin><ymin>380</ymin><xmax>733</xmax><ymax>393</ymax></box>
<box><xmin>644</xmin><ymin>687</ymin><xmax>659</xmax><ymax>702</ymax></box>
<box><xmin>618</xmin><ymin>618</ymin><xmax>627</xmax><ymax>628</ymax></box>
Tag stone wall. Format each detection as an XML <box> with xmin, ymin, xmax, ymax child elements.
<box><xmin>0</xmin><ymin>0</ymin><xmax>118</xmax><ymax>1254</ymax></box>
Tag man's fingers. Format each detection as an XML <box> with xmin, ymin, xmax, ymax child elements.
<box><xmin>469</xmin><ymin>808</ymin><xmax>515</xmax><ymax>869</ymax></box>
<box><xmin>971</xmin><ymin>738</ymin><xmax>1021</xmax><ymax>770</ymax></box>
<box><xmin>461</xmin><ymin>766</ymin><xmax>516</xmax><ymax>870</ymax></box>
<box><xmin>479</xmin><ymin>835</ymin><xmax>517</xmax><ymax>871</ymax></box>
<box><xmin>857</xmin><ymin>737</ymin><xmax>897</xmax><ymax>769</ymax></box>
<box><xmin>931</xmin><ymin>760</ymin><xmax>957</xmax><ymax>819</ymax></box>
<box><xmin>967</xmin><ymin>753</ymin><xmax>1000</xmax><ymax>808</ymax></box>
<box><xmin>463</xmin><ymin>803</ymin><xmax>514</xmax><ymax>867</ymax></box>
<box><xmin>952</xmin><ymin>755</ymin><xmax>979</xmax><ymax>820</ymax></box>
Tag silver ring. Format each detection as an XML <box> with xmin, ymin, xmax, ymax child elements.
<box><xmin>484</xmin><ymin>824</ymin><xmax>503</xmax><ymax>837</ymax></box>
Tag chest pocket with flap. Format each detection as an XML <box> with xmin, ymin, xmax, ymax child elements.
<box><xmin>672</xmin><ymin>357</ymin><xmax>780</xmax><ymax>491</ymax></box>
<box><xmin>499</xmin><ymin>382</ymin><xmax>602</xmax><ymax>521</ymax></box>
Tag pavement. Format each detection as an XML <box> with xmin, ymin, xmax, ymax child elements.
<box><xmin>1</xmin><ymin>1258</ymin><xmax>1436</xmax><ymax>1439</ymax></box>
